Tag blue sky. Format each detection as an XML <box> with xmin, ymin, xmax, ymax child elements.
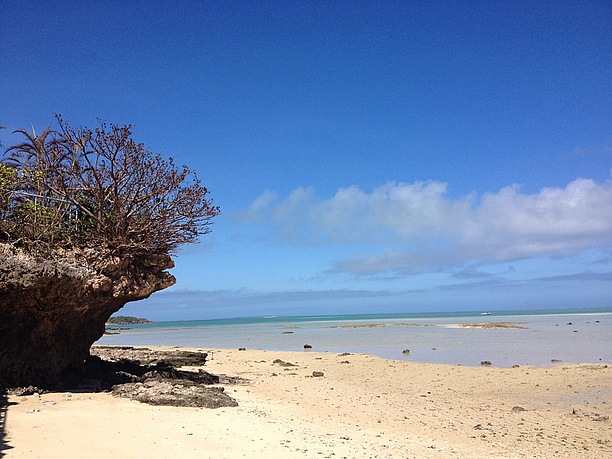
<box><xmin>1</xmin><ymin>1</ymin><xmax>611</xmax><ymax>320</ymax></box>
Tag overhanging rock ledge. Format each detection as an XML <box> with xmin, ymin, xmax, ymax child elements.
<box><xmin>0</xmin><ymin>243</ymin><xmax>175</xmax><ymax>388</ymax></box>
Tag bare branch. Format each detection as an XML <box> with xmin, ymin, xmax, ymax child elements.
<box><xmin>1</xmin><ymin>117</ymin><xmax>220</xmax><ymax>255</ymax></box>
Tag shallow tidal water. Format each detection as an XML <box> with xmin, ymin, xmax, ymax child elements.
<box><xmin>97</xmin><ymin>308</ymin><xmax>612</xmax><ymax>367</ymax></box>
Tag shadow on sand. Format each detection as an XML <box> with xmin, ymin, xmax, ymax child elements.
<box><xmin>0</xmin><ymin>348</ymin><xmax>228</xmax><ymax>457</ymax></box>
<box><xmin>0</xmin><ymin>390</ymin><xmax>13</xmax><ymax>457</ymax></box>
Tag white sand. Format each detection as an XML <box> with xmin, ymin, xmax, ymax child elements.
<box><xmin>3</xmin><ymin>347</ymin><xmax>611</xmax><ymax>458</ymax></box>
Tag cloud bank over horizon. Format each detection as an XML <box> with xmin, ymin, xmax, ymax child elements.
<box><xmin>238</xmin><ymin>173</ymin><xmax>612</xmax><ymax>276</ymax></box>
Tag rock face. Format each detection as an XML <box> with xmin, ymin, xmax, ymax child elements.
<box><xmin>0</xmin><ymin>243</ymin><xmax>175</xmax><ymax>388</ymax></box>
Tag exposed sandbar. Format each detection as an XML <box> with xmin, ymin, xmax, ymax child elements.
<box><xmin>445</xmin><ymin>321</ymin><xmax>528</xmax><ymax>329</ymax></box>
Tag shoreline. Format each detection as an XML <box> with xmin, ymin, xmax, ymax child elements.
<box><xmin>98</xmin><ymin>310</ymin><xmax>612</xmax><ymax>368</ymax></box>
<box><xmin>3</xmin><ymin>345</ymin><xmax>611</xmax><ymax>458</ymax></box>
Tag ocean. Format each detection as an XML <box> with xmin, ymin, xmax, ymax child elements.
<box><xmin>97</xmin><ymin>307</ymin><xmax>612</xmax><ymax>367</ymax></box>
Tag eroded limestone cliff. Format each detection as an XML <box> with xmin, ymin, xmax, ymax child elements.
<box><xmin>0</xmin><ymin>243</ymin><xmax>175</xmax><ymax>388</ymax></box>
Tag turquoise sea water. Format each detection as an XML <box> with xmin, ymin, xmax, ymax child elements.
<box><xmin>97</xmin><ymin>307</ymin><xmax>612</xmax><ymax>367</ymax></box>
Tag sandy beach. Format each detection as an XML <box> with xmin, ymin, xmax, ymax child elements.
<box><xmin>2</xmin><ymin>347</ymin><xmax>611</xmax><ymax>458</ymax></box>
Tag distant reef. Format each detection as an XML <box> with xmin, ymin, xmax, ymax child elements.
<box><xmin>107</xmin><ymin>316</ymin><xmax>154</xmax><ymax>325</ymax></box>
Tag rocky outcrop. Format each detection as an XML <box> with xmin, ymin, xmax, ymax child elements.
<box><xmin>0</xmin><ymin>243</ymin><xmax>175</xmax><ymax>388</ymax></box>
<box><xmin>7</xmin><ymin>347</ymin><xmax>239</xmax><ymax>409</ymax></box>
<box><xmin>90</xmin><ymin>347</ymin><xmax>237</xmax><ymax>408</ymax></box>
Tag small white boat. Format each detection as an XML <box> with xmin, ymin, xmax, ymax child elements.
<box><xmin>480</xmin><ymin>312</ymin><xmax>491</xmax><ymax>316</ymax></box>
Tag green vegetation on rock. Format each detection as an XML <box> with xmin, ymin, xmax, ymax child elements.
<box><xmin>107</xmin><ymin>316</ymin><xmax>153</xmax><ymax>325</ymax></box>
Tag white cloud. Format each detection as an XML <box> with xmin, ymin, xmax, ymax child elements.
<box><xmin>469</xmin><ymin>178</ymin><xmax>612</xmax><ymax>259</ymax></box>
<box><xmin>234</xmin><ymin>190</ymin><xmax>278</xmax><ymax>223</ymax></box>
<box><xmin>244</xmin><ymin>176</ymin><xmax>612</xmax><ymax>274</ymax></box>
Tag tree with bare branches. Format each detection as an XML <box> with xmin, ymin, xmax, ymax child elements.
<box><xmin>0</xmin><ymin>117</ymin><xmax>220</xmax><ymax>387</ymax></box>
<box><xmin>1</xmin><ymin>116</ymin><xmax>219</xmax><ymax>254</ymax></box>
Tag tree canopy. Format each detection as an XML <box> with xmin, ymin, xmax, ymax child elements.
<box><xmin>1</xmin><ymin>116</ymin><xmax>220</xmax><ymax>255</ymax></box>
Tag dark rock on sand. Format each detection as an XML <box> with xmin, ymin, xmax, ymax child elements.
<box><xmin>273</xmin><ymin>359</ymin><xmax>297</xmax><ymax>367</ymax></box>
<box><xmin>86</xmin><ymin>347</ymin><xmax>219</xmax><ymax>386</ymax></box>
<box><xmin>112</xmin><ymin>381</ymin><xmax>237</xmax><ymax>408</ymax></box>
<box><xmin>6</xmin><ymin>386</ymin><xmax>40</xmax><ymax>396</ymax></box>
<box><xmin>6</xmin><ymin>346</ymin><xmax>237</xmax><ymax>408</ymax></box>
<box><xmin>92</xmin><ymin>346</ymin><xmax>209</xmax><ymax>368</ymax></box>
<box><xmin>304</xmin><ymin>344</ymin><xmax>313</xmax><ymax>349</ymax></box>
<box><xmin>480</xmin><ymin>361</ymin><xmax>492</xmax><ymax>366</ymax></box>
<box><xmin>94</xmin><ymin>347</ymin><xmax>235</xmax><ymax>408</ymax></box>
